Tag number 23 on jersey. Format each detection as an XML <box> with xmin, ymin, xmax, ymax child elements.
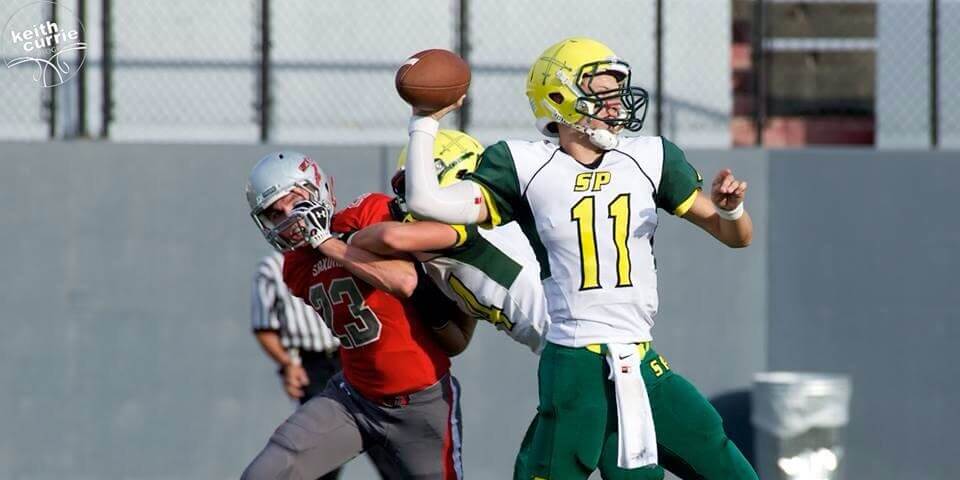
<box><xmin>308</xmin><ymin>277</ymin><xmax>382</xmax><ymax>348</ymax></box>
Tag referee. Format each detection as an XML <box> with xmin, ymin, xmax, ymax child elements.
<box><xmin>250</xmin><ymin>253</ymin><xmax>402</xmax><ymax>480</ymax></box>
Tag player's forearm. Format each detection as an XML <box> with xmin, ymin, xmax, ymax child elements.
<box><xmin>430</xmin><ymin>323</ymin><xmax>470</xmax><ymax>356</ymax></box>
<box><xmin>350</xmin><ymin>223</ymin><xmax>404</xmax><ymax>256</ymax></box>
<box><xmin>356</xmin><ymin>220</ymin><xmax>461</xmax><ymax>255</ymax></box>
<box><xmin>716</xmin><ymin>210</ymin><xmax>753</xmax><ymax>248</ymax></box>
<box><xmin>405</xmin><ymin>116</ymin><xmax>485</xmax><ymax>224</ymax></box>
<box><xmin>253</xmin><ymin>330</ymin><xmax>294</xmax><ymax>367</ymax></box>
<box><xmin>428</xmin><ymin>311</ymin><xmax>478</xmax><ymax>357</ymax></box>
<box><xmin>684</xmin><ymin>192</ymin><xmax>753</xmax><ymax>248</ymax></box>
<box><xmin>318</xmin><ymin>238</ymin><xmax>418</xmax><ymax>297</ymax></box>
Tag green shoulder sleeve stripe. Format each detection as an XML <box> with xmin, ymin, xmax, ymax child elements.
<box><xmin>655</xmin><ymin>138</ymin><xmax>703</xmax><ymax>215</ymax></box>
<box><xmin>446</xmin><ymin>236</ymin><xmax>522</xmax><ymax>289</ymax></box>
<box><xmin>465</xmin><ymin>141</ymin><xmax>520</xmax><ymax>227</ymax></box>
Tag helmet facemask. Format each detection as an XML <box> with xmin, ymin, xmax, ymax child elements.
<box><xmin>561</xmin><ymin>60</ymin><xmax>649</xmax><ymax>134</ymax></box>
<box><xmin>250</xmin><ymin>181</ymin><xmax>320</xmax><ymax>252</ymax></box>
<box><xmin>249</xmin><ymin>167</ymin><xmax>336</xmax><ymax>253</ymax></box>
<box><xmin>261</xmin><ymin>206</ymin><xmax>308</xmax><ymax>252</ymax></box>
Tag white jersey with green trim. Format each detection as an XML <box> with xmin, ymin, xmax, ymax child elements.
<box><xmin>421</xmin><ymin>221</ymin><xmax>549</xmax><ymax>353</ymax></box>
<box><xmin>468</xmin><ymin>136</ymin><xmax>701</xmax><ymax>347</ymax></box>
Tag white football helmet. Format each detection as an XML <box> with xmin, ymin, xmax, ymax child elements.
<box><xmin>245</xmin><ymin>151</ymin><xmax>336</xmax><ymax>252</ymax></box>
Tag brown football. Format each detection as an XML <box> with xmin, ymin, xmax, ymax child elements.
<box><xmin>395</xmin><ymin>49</ymin><xmax>470</xmax><ymax>112</ymax></box>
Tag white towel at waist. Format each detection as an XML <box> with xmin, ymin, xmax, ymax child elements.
<box><xmin>606</xmin><ymin>343</ymin><xmax>658</xmax><ymax>469</ymax></box>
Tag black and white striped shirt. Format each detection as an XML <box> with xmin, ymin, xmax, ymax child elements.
<box><xmin>251</xmin><ymin>253</ymin><xmax>339</xmax><ymax>353</ymax></box>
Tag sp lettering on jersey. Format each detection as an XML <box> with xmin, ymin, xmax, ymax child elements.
<box><xmin>573</xmin><ymin>171</ymin><xmax>612</xmax><ymax>192</ymax></box>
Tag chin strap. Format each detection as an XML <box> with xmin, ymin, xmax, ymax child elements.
<box><xmin>542</xmin><ymin>99</ymin><xmax>620</xmax><ymax>150</ymax></box>
<box><xmin>549</xmin><ymin>70</ymin><xmax>622</xmax><ymax>151</ymax></box>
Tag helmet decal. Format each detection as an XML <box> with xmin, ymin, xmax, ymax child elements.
<box><xmin>298</xmin><ymin>157</ymin><xmax>323</xmax><ymax>190</ymax></box>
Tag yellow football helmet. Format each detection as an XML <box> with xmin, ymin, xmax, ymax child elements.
<box><xmin>392</xmin><ymin>129</ymin><xmax>483</xmax><ymax>202</ymax></box>
<box><xmin>526</xmin><ymin>37</ymin><xmax>649</xmax><ymax>137</ymax></box>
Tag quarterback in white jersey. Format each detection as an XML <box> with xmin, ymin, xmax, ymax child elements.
<box><xmin>401</xmin><ymin>38</ymin><xmax>758</xmax><ymax>480</ymax></box>
<box><xmin>349</xmin><ymin>129</ymin><xmax>549</xmax><ymax>354</ymax></box>
<box><xmin>478</xmin><ymin>135</ymin><xmax>698</xmax><ymax>347</ymax></box>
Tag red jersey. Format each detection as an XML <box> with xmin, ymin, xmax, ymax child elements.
<box><xmin>283</xmin><ymin>193</ymin><xmax>450</xmax><ymax>400</ymax></box>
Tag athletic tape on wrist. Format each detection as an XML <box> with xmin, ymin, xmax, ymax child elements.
<box><xmin>716</xmin><ymin>202</ymin><xmax>744</xmax><ymax>221</ymax></box>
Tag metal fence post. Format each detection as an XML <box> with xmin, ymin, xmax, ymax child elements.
<box><xmin>930</xmin><ymin>0</ymin><xmax>939</xmax><ymax>148</ymax></box>
<box><xmin>47</xmin><ymin>1</ymin><xmax>57</xmax><ymax>139</ymax></box>
<box><xmin>654</xmin><ymin>0</ymin><xmax>663</xmax><ymax>136</ymax></box>
<box><xmin>100</xmin><ymin>0</ymin><xmax>112</xmax><ymax>139</ymax></box>
<box><xmin>456</xmin><ymin>0</ymin><xmax>470</xmax><ymax>133</ymax></box>
<box><xmin>77</xmin><ymin>0</ymin><xmax>87</xmax><ymax>137</ymax></box>
<box><xmin>258</xmin><ymin>0</ymin><xmax>271</xmax><ymax>143</ymax></box>
<box><xmin>752</xmin><ymin>0</ymin><xmax>766</xmax><ymax>146</ymax></box>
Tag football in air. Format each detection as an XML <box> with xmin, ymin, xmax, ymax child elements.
<box><xmin>395</xmin><ymin>49</ymin><xmax>470</xmax><ymax>112</ymax></box>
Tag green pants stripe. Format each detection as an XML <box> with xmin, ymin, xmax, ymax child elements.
<box><xmin>514</xmin><ymin>342</ymin><xmax>758</xmax><ymax>480</ymax></box>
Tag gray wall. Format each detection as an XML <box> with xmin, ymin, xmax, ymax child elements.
<box><xmin>0</xmin><ymin>142</ymin><xmax>395</xmax><ymax>480</ymax></box>
<box><xmin>0</xmin><ymin>141</ymin><xmax>956</xmax><ymax>479</ymax></box>
<box><xmin>767</xmin><ymin>149</ymin><xmax>960</xmax><ymax>480</ymax></box>
<box><xmin>655</xmin><ymin>149</ymin><xmax>769</xmax><ymax>397</ymax></box>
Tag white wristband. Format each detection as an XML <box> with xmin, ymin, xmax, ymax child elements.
<box><xmin>408</xmin><ymin>115</ymin><xmax>439</xmax><ymax>136</ymax></box>
<box><xmin>716</xmin><ymin>202</ymin><xmax>744</xmax><ymax>221</ymax></box>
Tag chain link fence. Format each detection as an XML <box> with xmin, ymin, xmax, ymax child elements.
<box><xmin>467</xmin><ymin>0</ymin><xmax>730</xmax><ymax>147</ymax></box>
<box><xmin>876</xmin><ymin>0</ymin><xmax>932</xmax><ymax>148</ymax></box>
<box><xmin>0</xmin><ymin>0</ymin><xmax>67</xmax><ymax>140</ymax></box>
<box><xmin>108</xmin><ymin>0</ymin><xmax>258</xmax><ymax>142</ymax></box>
<box><xmin>1</xmin><ymin>0</ymin><xmax>957</xmax><ymax>148</ymax></box>
<box><xmin>662</xmin><ymin>0</ymin><xmax>732</xmax><ymax>146</ymax></box>
<box><xmin>760</xmin><ymin>0</ymin><xmax>877</xmax><ymax>146</ymax></box>
<box><xmin>877</xmin><ymin>0</ymin><xmax>960</xmax><ymax>149</ymax></box>
<box><xmin>938</xmin><ymin>0</ymin><xmax>960</xmax><ymax>148</ymax></box>
<box><xmin>0</xmin><ymin>46</ymin><xmax>47</xmax><ymax>140</ymax></box>
<box><xmin>269</xmin><ymin>0</ymin><xmax>454</xmax><ymax>145</ymax></box>
<box><xmin>467</xmin><ymin>0</ymin><xmax>659</xmax><ymax>142</ymax></box>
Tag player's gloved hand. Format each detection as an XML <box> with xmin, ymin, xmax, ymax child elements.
<box><xmin>291</xmin><ymin>200</ymin><xmax>334</xmax><ymax>248</ymax></box>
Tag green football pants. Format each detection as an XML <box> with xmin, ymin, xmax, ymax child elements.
<box><xmin>514</xmin><ymin>342</ymin><xmax>758</xmax><ymax>480</ymax></box>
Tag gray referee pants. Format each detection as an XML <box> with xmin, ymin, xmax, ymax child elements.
<box><xmin>241</xmin><ymin>372</ymin><xmax>464</xmax><ymax>480</ymax></box>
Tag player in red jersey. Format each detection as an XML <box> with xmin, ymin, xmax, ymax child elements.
<box><xmin>242</xmin><ymin>151</ymin><xmax>470</xmax><ymax>480</ymax></box>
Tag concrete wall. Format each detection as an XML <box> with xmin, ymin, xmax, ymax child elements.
<box><xmin>0</xmin><ymin>142</ymin><xmax>395</xmax><ymax>479</ymax></box>
<box><xmin>0</xmin><ymin>141</ymin><xmax>956</xmax><ymax>479</ymax></box>
<box><xmin>767</xmin><ymin>149</ymin><xmax>960</xmax><ymax>480</ymax></box>
<box><xmin>655</xmin><ymin>149</ymin><xmax>768</xmax><ymax>398</ymax></box>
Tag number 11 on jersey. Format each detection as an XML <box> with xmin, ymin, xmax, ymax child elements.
<box><xmin>570</xmin><ymin>194</ymin><xmax>633</xmax><ymax>290</ymax></box>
